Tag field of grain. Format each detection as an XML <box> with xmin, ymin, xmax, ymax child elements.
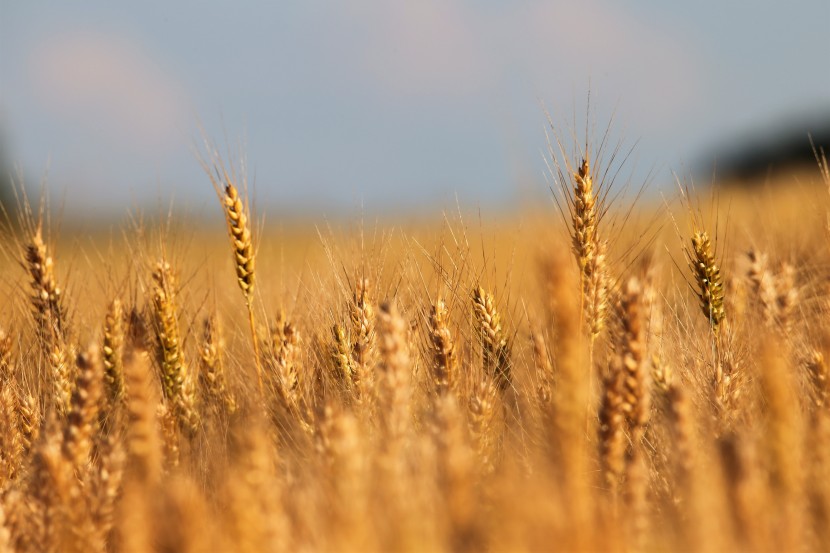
<box><xmin>0</xmin><ymin>141</ymin><xmax>828</xmax><ymax>553</ymax></box>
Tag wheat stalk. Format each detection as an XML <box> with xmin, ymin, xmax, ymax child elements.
<box><xmin>207</xmin><ymin>164</ymin><xmax>264</xmax><ymax>395</ymax></box>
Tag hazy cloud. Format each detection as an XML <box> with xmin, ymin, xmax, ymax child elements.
<box><xmin>342</xmin><ymin>0</ymin><xmax>493</xmax><ymax>97</ymax></box>
<box><xmin>341</xmin><ymin>0</ymin><xmax>704</xmax><ymax>130</ymax></box>
<box><xmin>29</xmin><ymin>30</ymin><xmax>187</xmax><ymax>156</ymax></box>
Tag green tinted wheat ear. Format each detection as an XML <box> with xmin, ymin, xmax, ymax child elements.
<box><xmin>472</xmin><ymin>287</ymin><xmax>511</xmax><ymax>392</ymax></box>
<box><xmin>689</xmin><ymin>231</ymin><xmax>726</xmax><ymax>332</ymax></box>
<box><xmin>215</xmin><ymin>174</ymin><xmax>263</xmax><ymax>395</ymax></box>
<box><xmin>570</xmin><ymin>158</ymin><xmax>609</xmax><ymax>337</ymax></box>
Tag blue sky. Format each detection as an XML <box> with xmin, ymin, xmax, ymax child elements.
<box><xmin>1</xmin><ymin>1</ymin><xmax>828</xmax><ymax>216</ymax></box>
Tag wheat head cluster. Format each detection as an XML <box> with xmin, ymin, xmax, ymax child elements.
<box><xmin>0</xmin><ymin>137</ymin><xmax>828</xmax><ymax>553</ymax></box>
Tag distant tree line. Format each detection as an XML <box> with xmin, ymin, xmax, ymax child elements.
<box><xmin>699</xmin><ymin>112</ymin><xmax>830</xmax><ymax>184</ymax></box>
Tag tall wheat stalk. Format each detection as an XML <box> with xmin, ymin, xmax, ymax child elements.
<box><xmin>204</xmin><ymin>159</ymin><xmax>264</xmax><ymax>395</ymax></box>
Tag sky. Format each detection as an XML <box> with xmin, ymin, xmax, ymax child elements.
<box><xmin>1</xmin><ymin>1</ymin><xmax>828</xmax><ymax>217</ymax></box>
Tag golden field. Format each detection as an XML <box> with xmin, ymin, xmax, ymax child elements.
<box><xmin>0</xmin><ymin>145</ymin><xmax>828</xmax><ymax>553</ymax></box>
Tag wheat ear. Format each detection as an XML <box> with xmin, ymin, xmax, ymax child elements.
<box><xmin>428</xmin><ymin>298</ymin><xmax>457</xmax><ymax>396</ymax></box>
<box><xmin>806</xmin><ymin>350</ymin><xmax>828</xmax><ymax>410</ymax></box>
<box><xmin>62</xmin><ymin>345</ymin><xmax>103</xmax><ymax>469</ymax></box>
<box><xmin>349</xmin><ymin>278</ymin><xmax>376</xmax><ymax>406</ymax></box>
<box><xmin>688</xmin><ymin>231</ymin><xmax>726</xmax><ymax>333</ymax></box>
<box><xmin>151</xmin><ymin>260</ymin><xmax>198</xmax><ymax>432</ymax></box>
<box><xmin>269</xmin><ymin>311</ymin><xmax>303</xmax><ymax>419</ymax></box>
<box><xmin>199</xmin><ymin>315</ymin><xmax>237</xmax><ymax>415</ymax></box>
<box><xmin>598</xmin><ymin>352</ymin><xmax>627</xmax><ymax>492</ymax></box>
<box><xmin>330</xmin><ymin>324</ymin><xmax>355</xmax><ymax>393</ymax></box>
<box><xmin>377</xmin><ymin>301</ymin><xmax>412</xmax><ymax>442</ymax></box>
<box><xmin>123</xmin><ymin>310</ymin><xmax>161</xmax><ymax>483</ymax></box>
<box><xmin>570</xmin><ymin>158</ymin><xmax>609</xmax><ymax>337</ymax></box>
<box><xmin>615</xmin><ymin>277</ymin><xmax>650</xmax><ymax>445</ymax></box>
<box><xmin>102</xmin><ymin>298</ymin><xmax>125</xmax><ymax>405</ymax></box>
<box><xmin>25</xmin><ymin>226</ymin><xmax>72</xmax><ymax>414</ymax></box>
<box><xmin>215</xmin><ymin>173</ymin><xmax>263</xmax><ymax>395</ymax></box>
<box><xmin>472</xmin><ymin>286</ymin><xmax>511</xmax><ymax>392</ymax></box>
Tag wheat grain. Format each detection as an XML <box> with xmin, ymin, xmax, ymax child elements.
<box><xmin>429</xmin><ymin>299</ymin><xmax>457</xmax><ymax>396</ymax></box>
<box><xmin>151</xmin><ymin>260</ymin><xmax>198</xmax><ymax>432</ymax></box>
<box><xmin>102</xmin><ymin>298</ymin><xmax>125</xmax><ymax>405</ymax></box>
<box><xmin>471</xmin><ymin>286</ymin><xmax>511</xmax><ymax>392</ymax></box>
<box><xmin>689</xmin><ymin>231</ymin><xmax>726</xmax><ymax>332</ymax></box>
<box><xmin>570</xmin><ymin>158</ymin><xmax>609</xmax><ymax>337</ymax></box>
<box><xmin>62</xmin><ymin>345</ymin><xmax>103</xmax><ymax>469</ymax></box>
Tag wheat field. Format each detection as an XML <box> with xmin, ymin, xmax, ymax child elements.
<box><xmin>0</xmin><ymin>138</ymin><xmax>828</xmax><ymax>553</ymax></box>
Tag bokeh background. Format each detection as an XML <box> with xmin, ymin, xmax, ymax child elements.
<box><xmin>1</xmin><ymin>0</ymin><xmax>829</xmax><ymax>219</ymax></box>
